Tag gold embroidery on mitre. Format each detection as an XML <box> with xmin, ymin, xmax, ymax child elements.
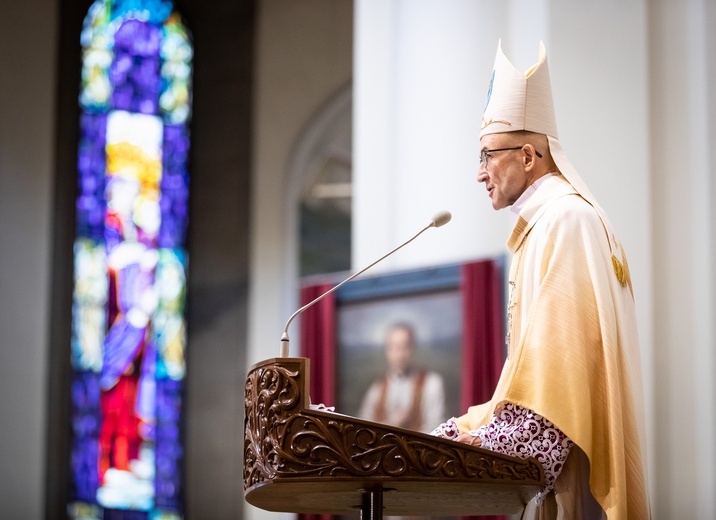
<box><xmin>481</xmin><ymin>117</ymin><xmax>512</xmax><ymax>130</ymax></box>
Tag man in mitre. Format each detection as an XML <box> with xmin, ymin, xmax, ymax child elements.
<box><xmin>430</xmin><ymin>41</ymin><xmax>650</xmax><ymax>519</ymax></box>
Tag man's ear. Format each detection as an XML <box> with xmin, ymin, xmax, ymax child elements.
<box><xmin>522</xmin><ymin>144</ymin><xmax>538</xmax><ymax>172</ymax></box>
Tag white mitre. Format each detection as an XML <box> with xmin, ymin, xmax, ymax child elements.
<box><xmin>481</xmin><ymin>40</ymin><xmax>612</xmax><ymax>240</ymax></box>
<box><xmin>481</xmin><ymin>40</ymin><xmax>558</xmax><ymax>139</ymax></box>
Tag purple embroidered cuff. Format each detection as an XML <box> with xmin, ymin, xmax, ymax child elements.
<box><xmin>477</xmin><ymin>402</ymin><xmax>573</xmax><ymax>501</ymax></box>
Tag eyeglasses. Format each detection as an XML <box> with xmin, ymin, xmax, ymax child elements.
<box><xmin>480</xmin><ymin>146</ymin><xmax>542</xmax><ymax>168</ymax></box>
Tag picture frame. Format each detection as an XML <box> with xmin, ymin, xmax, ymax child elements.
<box><xmin>335</xmin><ymin>264</ymin><xmax>464</xmax><ymax>427</ymax></box>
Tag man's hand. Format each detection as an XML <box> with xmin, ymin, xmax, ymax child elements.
<box><xmin>455</xmin><ymin>432</ymin><xmax>482</xmax><ymax>447</ymax></box>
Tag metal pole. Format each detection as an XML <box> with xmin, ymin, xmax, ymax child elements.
<box><xmin>359</xmin><ymin>488</ymin><xmax>384</xmax><ymax>520</ymax></box>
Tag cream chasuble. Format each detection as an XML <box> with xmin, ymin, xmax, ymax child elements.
<box><xmin>455</xmin><ymin>175</ymin><xmax>649</xmax><ymax>519</ymax></box>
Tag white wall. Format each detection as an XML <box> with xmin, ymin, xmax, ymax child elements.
<box><xmin>0</xmin><ymin>0</ymin><xmax>58</xmax><ymax>516</ymax></box>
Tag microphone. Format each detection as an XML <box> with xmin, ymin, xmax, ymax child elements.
<box><xmin>279</xmin><ymin>210</ymin><xmax>452</xmax><ymax>357</ymax></box>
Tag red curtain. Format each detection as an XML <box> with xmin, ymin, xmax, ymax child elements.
<box><xmin>460</xmin><ymin>259</ymin><xmax>505</xmax><ymax>410</ymax></box>
<box><xmin>298</xmin><ymin>284</ymin><xmax>336</xmax><ymax>520</ymax></box>
<box><xmin>461</xmin><ymin>259</ymin><xmax>507</xmax><ymax>520</ymax></box>
<box><xmin>299</xmin><ymin>283</ymin><xmax>337</xmax><ymax>407</ymax></box>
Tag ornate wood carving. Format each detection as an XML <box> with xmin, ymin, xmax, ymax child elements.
<box><xmin>244</xmin><ymin>358</ymin><xmax>543</xmax><ymax>494</ymax></box>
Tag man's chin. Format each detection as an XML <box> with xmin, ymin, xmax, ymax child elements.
<box><xmin>488</xmin><ymin>193</ymin><xmax>504</xmax><ymax>210</ymax></box>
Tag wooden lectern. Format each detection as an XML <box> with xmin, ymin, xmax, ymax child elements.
<box><xmin>244</xmin><ymin>358</ymin><xmax>544</xmax><ymax>519</ymax></box>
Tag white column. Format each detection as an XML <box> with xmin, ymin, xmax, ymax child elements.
<box><xmin>649</xmin><ymin>0</ymin><xmax>715</xmax><ymax>516</ymax></box>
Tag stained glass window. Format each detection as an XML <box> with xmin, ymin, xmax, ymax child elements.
<box><xmin>70</xmin><ymin>1</ymin><xmax>192</xmax><ymax>518</ymax></box>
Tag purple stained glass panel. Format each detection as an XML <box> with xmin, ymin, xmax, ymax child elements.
<box><xmin>111</xmin><ymin>20</ymin><xmax>162</xmax><ymax>115</ymax></box>
<box><xmin>154</xmin><ymin>378</ymin><xmax>183</xmax><ymax>510</ymax></box>
<box><xmin>159</xmin><ymin>125</ymin><xmax>189</xmax><ymax>249</ymax></box>
<box><xmin>76</xmin><ymin>113</ymin><xmax>107</xmax><ymax>241</ymax></box>
<box><xmin>70</xmin><ymin>371</ymin><xmax>102</xmax><ymax>502</ymax></box>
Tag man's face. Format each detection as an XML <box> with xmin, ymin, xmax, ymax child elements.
<box><xmin>477</xmin><ymin>133</ymin><xmax>531</xmax><ymax>210</ymax></box>
<box><xmin>385</xmin><ymin>328</ymin><xmax>414</xmax><ymax>375</ymax></box>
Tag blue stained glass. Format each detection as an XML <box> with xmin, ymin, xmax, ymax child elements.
<box><xmin>70</xmin><ymin>1</ymin><xmax>191</xmax><ymax>518</ymax></box>
<box><xmin>160</xmin><ymin>17</ymin><xmax>192</xmax><ymax>125</ymax></box>
<box><xmin>80</xmin><ymin>1</ymin><xmax>113</xmax><ymax>111</ymax></box>
<box><xmin>112</xmin><ymin>0</ymin><xmax>173</xmax><ymax>25</ymax></box>
<box><xmin>153</xmin><ymin>248</ymin><xmax>186</xmax><ymax>381</ymax></box>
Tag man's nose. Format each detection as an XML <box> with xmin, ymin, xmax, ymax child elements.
<box><xmin>477</xmin><ymin>166</ymin><xmax>488</xmax><ymax>183</ymax></box>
